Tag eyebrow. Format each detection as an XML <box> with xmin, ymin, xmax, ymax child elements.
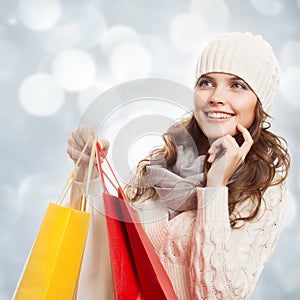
<box><xmin>200</xmin><ymin>74</ymin><xmax>243</xmax><ymax>81</ymax></box>
<box><xmin>199</xmin><ymin>74</ymin><xmax>250</xmax><ymax>87</ymax></box>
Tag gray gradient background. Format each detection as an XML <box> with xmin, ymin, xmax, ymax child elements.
<box><xmin>1</xmin><ymin>0</ymin><xmax>300</xmax><ymax>299</ymax></box>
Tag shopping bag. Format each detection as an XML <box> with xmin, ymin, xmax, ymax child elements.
<box><xmin>76</xmin><ymin>199</ymin><xmax>115</xmax><ymax>300</ymax></box>
<box><xmin>14</xmin><ymin>203</ymin><xmax>90</xmax><ymax>300</ymax></box>
<box><xmin>103</xmin><ymin>193</ymin><xmax>143</xmax><ymax>299</ymax></box>
<box><xmin>76</xmin><ymin>139</ymin><xmax>115</xmax><ymax>300</ymax></box>
<box><xmin>96</xmin><ymin>142</ymin><xmax>178</xmax><ymax>300</ymax></box>
<box><xmin>13</xmin><ymin>137</ymin><xmax>93</xmax><ymax>300</ymax></box>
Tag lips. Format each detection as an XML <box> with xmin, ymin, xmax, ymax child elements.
<box><xmin>206</xmin><ymin>111</ymin><xmax>234</xmax><ymax>120</ymax></box>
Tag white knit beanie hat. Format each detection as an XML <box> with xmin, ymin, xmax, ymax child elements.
<box><xmin>196</xmin><ymin>32</ymin><xmax>280</xmax><ymax>112</ymax></box>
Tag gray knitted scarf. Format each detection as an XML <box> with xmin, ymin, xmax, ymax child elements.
<box><xmin>146</xmin><ymin>145</ymin><xmax>206</xmax><ymax>217</ymax></box>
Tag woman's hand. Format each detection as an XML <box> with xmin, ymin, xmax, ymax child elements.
<box><xmin>66</xmin><ymin>124</ymin><xmax>110</xmax><ymax>181</ymax></box>
<box><xmin>206</xmin><ymin>123</ymin><xmax>253</xmax><ymax>187</ymax></box>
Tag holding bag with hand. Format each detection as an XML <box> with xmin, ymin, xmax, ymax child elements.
<box><xmin>67</xmin><ymin>126</ymin><xmax>114</xmax><ymax>300</ymax></box>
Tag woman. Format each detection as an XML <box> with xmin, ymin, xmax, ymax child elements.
<box><xmin>68</xmin><ymin>32</ymin><xmax>290</xmax><ymax>299</ymax></box>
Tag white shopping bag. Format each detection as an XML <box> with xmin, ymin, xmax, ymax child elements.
<box><xmin>76</xmin><ymin>193</ymin><xmax>115</xmax><ymax>300</ymax></box>
<box><xmin>73</xmin><ymin>139</ymin><xmax>115</xmax><ymax>300</ymax></box>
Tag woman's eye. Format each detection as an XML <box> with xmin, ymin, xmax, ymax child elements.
<box><xmin>232</xmin><ymin>82</ymin><xmax>247</xmax><ymax>90</ymax></box>
<box><xmin>198</xmin><ymin>80</ymin><xmax>213</xmax><ymax>88</ymax></box>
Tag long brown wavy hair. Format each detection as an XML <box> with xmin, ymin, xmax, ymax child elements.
<box><xmin>125</xmin><ymin>101</ymin><xmax>290</xmax><ymax>227</ymax></box>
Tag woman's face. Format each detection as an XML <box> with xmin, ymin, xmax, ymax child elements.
<box><xmin>194</xmin><ymin>72</ymin><xmax>258</xmax><ymax>141</ymax></box>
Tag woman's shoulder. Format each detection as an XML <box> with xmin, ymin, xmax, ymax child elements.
<box><xmin>237</xmin><ymin>179</ymin><xmax>286</xmax><ymax>225</ymax></box>
<box><xmin>132</xmin><ymin>198</ymin><xmax>169</xmax><ymax>223</ymax></box>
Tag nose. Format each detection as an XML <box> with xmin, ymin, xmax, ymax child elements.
<box><xmin>208</xmin><ymin>88</ymin><xmax>226</xmax><ymax>105</ymax></box>
<box><xmin>209</xmin><ymin>98</ymin><xmax>224</xmax><ymax>105</ymax></box>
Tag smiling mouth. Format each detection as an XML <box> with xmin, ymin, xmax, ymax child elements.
<box><xmin>206</xmin><ymin>112</ymin><xmax>234</xmax><ymax>119</ymax></box>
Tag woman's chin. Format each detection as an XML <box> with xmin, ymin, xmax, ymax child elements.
<box><xmin>204</xmin><ymin>128</ymin><xmax>238</xmax><ymax>141</ymax></box>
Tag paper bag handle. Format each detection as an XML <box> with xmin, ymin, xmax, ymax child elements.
<box><xmin>79</xmin><ymin>138</ymin><xmax>98</xmax><ymax>211</ymax></box>
<box><xmin>57</xmin><ymin>135</ymin><xmax>94</xmax><ymax>206</ymax></box>
<box><xmin>96</xmin><ymin>141</ymin><xmax>127</xmax><ymax>200</ymax></box>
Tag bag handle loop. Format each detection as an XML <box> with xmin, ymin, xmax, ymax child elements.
<box><xmin>57</xmin><ymin>135</ymin><xmax>94</xmax><ymax>206</ymax></box>
<box><xmin>96</xmin><ymin>141</ymin><xmax>127</xmax><ymax>200</ymax></box>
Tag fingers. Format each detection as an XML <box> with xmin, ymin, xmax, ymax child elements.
<box><xmin>66</xmin><ymin>145</ymin><xmax>91</xmax><ymax>163</ymax></box>
<box><xmin>96</xmin><ymin>139</ymin><xmax>110</xmax><ymax>162</ymax></box>
<box><xmin>207</xmin><ymin>135</ymin><xmax>236</xmax><ymax>163</ymax></box>
<box><xmin>207</xmin><ymin>139</ymin><xmax>222</xmax><ymax>163</ymax></box>
<box><xmin>68</xmin><ymin>136</ymin><xmax>82</xmax><ymax>151</ymax></box>
<box><xmin>72</xmin><ymin>125</ymin><xmax>96</xmax><ymax>151</ymax></box>
<box><xmin>207</xmin><ymin>124</ymin><xmax>253</xmax><ymax>164</ymax></box>
<box><xmin>237</xmin><ymin>123</ymin><xmax>253</xmax><ymax>159</ymax></box>
<box><xmin>67</xmin><ymin>125</ymin><xmax>110</xmax><ymax>164</ymax></box>
<box><xmin>99</xmin><ymin>138</ymin><xmax>110</xmax><ymax>153</ymax></box>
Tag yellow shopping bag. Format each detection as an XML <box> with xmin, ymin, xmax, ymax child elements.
<box><xmin>13</xmin><ymin>137</ymin><xmax>94</xmax><ymax>300</ymax></box>
<box><xmin>14</xmin><ymin>203</ymin><xmax>90</xmax><ymax>299</ymax></box>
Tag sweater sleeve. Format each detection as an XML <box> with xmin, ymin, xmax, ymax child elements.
<box><xmin>189</xmin><ymin>181</ymin><xmax>287</xmax><ymax>299</ymax></box>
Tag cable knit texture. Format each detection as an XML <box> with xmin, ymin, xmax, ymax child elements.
<box><xmin>137</xmin><ymin>181</ymin><xmax>286</xmax><ymax>299</ymax></box>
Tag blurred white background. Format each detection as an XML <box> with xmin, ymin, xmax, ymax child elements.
<box><xmin>0</xmin><ymin>0</ymin><xmax>300</xmax><ymax>299</ymax></box>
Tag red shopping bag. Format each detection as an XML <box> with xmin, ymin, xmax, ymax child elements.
<box><xmin>96</xmin><ymin>142</ymin><xmax>178</xmax><ymax>300</ymax></box>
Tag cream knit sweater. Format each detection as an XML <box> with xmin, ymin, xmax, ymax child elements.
<box><xmin>137</xmin><ymin>181</ymin><xmax>286</xmax><ymax>299</ymax></box>
<box><xmin>73</xmin><ymin>176</ymin><xmax>286</xmax><ymax>300</ymax></box>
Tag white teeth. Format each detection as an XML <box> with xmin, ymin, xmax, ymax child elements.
<box><xmin>207</xmin><ymin>112</ymin><xmax>232</xmax><ymax>119</ymax></box>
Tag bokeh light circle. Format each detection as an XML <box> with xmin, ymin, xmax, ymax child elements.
<box><xmin>52</xmin><ymin>49</ymin><xmax>97</xmax><ymax>92</ymax></box>
<box><xmin>169</xmin><ymin>13</ymin><xmax>208</xmax><ymax>54</ymax></box>
<box><xmin>279</xmin><ymin>66</ymin><xmax>300</xmax><ymax>108</ymax></box>
<box><xmin>40</xmin><ymin>24</ymin><xmax>81</xmax><ymax>54</ymax></box>
<box><xmin>280</xmin><ymin>39</ymin><xmax>300</xmax><ymax>68</ymax></box>
<box><xmin>76</xmin><ymin>10</ymin><xmax>107</xmax><ymax>48</ymax></box>
<box><xmin>189</xmin><ymin>0</ymin><xmax>230</xmax><ymax>30</ymax></box>
<box><xmin>17</xmin><ymin>0</ymin><xmax>61</xmax><ymax>31</ymax></box>
<box><xmin>250</xmin><ymin>0</ymin><xmax>283</xmax><ymax>16</ymax></box>
<box><xmin>101</xmin><ymin>25</ymin><xmax>139</xmax><ymax>57</ymax></box>
<box><xmin>19</xmin><ymin>72</ymin><xmax>65</xmax><ymax>117</ymax></box>
<box><xmin>109</xmin><ymin>42</ymin><xmax>152</xmax><ymax>81</ymax></box>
